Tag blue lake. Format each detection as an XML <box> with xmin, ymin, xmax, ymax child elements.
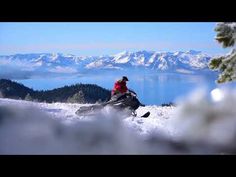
<box><xmin>15</xmin><ymin>72</ymin><xmax>236</xmax><ymax>105</ymax></box>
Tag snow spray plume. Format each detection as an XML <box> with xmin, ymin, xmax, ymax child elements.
<box><xmin>2</xmin><ymin>95</ymin><xmax>236</xmax><ymax>154</ymax></box>
<box><xmin>0</xmin><ymin>104</ymin><xmax>149</xmax><ymax>154</ymax></box>
<box><xmin>0</xmin><ymin>103</ymin><xmax>198</xmax><ymax>154</ymax></box>
<box><xmin>172</xmin><ymin>87</ymin><xmax>236</xmax><ymax>153</ymax></box>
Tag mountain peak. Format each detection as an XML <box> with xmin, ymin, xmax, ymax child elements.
<box><xmin>118</xmin><ymin>50</ymin><xmax>130</xmax><ymax>55</ymax></box>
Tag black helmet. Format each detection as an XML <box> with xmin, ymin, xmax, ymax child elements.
<box><xmin>122</xmin><ymin>76</ymin><xmax>129</xmax><ymax>81</ymax></box>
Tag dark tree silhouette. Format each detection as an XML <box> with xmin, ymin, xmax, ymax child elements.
<box><xmin>0</xmin><ymin>79</ymin><xmax>111</xmax><ymax>103</ymax></box>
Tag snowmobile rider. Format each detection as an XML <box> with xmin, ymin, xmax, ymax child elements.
<box><xmin>112</xmin><ymin>76</ymin><xmax>129</xmax><ymax>95</ymax></box>
<box><xmin>111</xmin><ymin>76</ymin><xmax>129</xmax><ymax>101</ymax></box>
<box><xmin>110</xmin><ymin>76</ymin><xmax>145</xmax><ymax>108</ymax></box>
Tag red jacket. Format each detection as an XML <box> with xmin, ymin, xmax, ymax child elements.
<box><xmin>112</xmin><ymin>80</ymin><xmax>128</xmax><ymax>95</ymax></box>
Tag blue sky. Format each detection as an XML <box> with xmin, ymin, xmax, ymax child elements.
<box><xmin>0</xmin><ymin>22</ymin><xmax>230</xmax><ymax>56</ymax></box>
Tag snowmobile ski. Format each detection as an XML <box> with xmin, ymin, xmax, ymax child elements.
<box><xmin>140</xmin><ymin>111</ymin><xmax>150</xmax><ymax>118</ymax></box>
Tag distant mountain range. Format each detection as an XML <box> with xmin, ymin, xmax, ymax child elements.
<box><xmin>0</xmin><ymin>50</ymin><xmax>213</xmax><ymax>77</ymax></box>
<box><xmin>84</xmin><ymin>50</ymin><xmax>212</xmax><ymax>73</ymax></box>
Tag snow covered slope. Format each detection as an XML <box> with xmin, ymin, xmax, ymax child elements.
<box><xmin>1</xmin><ymin>87</ymin><xmax>236</xmax><ymax>154</ymax></box>
<box><xmin>0</xmin><ymin>98</ymin><xmax>176</xmax><ymax>137</ymax></box>
<box><xmin>0</xmin><ymin>98</ymin><xmax>180</xmax><ymax>154</ymax></box>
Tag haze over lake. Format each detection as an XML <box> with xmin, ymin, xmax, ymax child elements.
<box><xmin>15</xmin><ymin>71</ymin><xmax>236</xmax><ymax>105</ymax></box>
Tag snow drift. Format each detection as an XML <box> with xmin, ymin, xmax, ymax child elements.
<box><xmin>1</xmin><ymin>87</ymin><xmax>236</xmax><ymax>154</ymax></box>
<box><xmin>0</xmin><ymin>102</ymin><xmax>175</xmax><ymax>154</ymax></box>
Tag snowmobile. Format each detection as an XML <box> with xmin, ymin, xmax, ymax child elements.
<box><xmin>75</xmin><ymin>90</ymin><xmax>150</xmax><ymax>118</ymax></box>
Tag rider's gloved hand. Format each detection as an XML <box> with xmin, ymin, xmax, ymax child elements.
<box><xmin>126</xmin><ymin>90</ymin><xmax>132</xmax><ymax>96</ymax></box>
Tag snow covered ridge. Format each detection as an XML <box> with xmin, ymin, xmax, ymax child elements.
<box><xmin>1</xmin><ymin>87</ymin><xmax>236</xmax><ymax>154</ymax></box>
<box><xmin>0</xmin><ymin>50</ymin><xmax>212</xmax><ymax>74</ymax></box>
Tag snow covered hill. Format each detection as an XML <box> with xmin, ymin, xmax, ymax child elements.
<box><xmin>1</xmin><ymin>86</ymin><xmax>236</xmax><ymax>154</ymax></box>
<box><xmin>0</xmin><ymin>98</ymin><xmax>176</xmax><ymax>137</ymax></box>
<box><xmin>0</xmin><ymin>50</ymin><xmax>212</xmax><ymax>75</ymax></box>
<box><xmin>0</xmin><ymin>98</ymin><xmax>179</xmax><ymax>154</ymax></box>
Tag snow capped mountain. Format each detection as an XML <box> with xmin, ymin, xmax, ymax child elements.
<box><xmin>0</xmin><ymin>50</ymin><xmax>212</xmax><ymax>74</ymax></box>
<box><xmin>95</xmin><ymin>50</ymin><xmax>211</xmax><ymax>72</ymax></box>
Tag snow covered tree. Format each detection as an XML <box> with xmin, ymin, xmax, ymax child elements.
<box><xmin>25</xmin><ymin>93</ymin><xmax>33</xmax><ymax>101</ymax></box>
<box><xmin>209</xmin><ymin>23</ymin><xmax>236</xmax><ymax>83</ymax></box>
<box><xmin>67</xmin><ymin>91</ymin><xmax>85</xmax><ymax>103</ymax></box>
<box><xmin>0</xmin><ymin>91</ymin><xmax>4</xmax><ymax>98</ymax></box>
